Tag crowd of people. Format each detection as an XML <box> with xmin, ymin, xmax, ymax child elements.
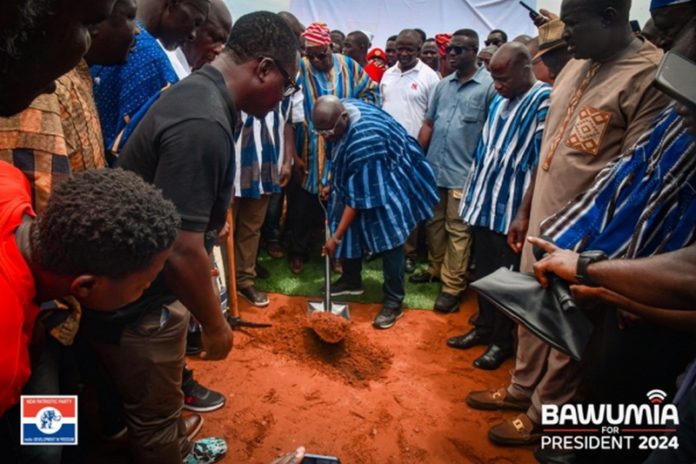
<box><xmin>0</xmin><ymin>0</ymin><xmax>695</xmax><ymax>463</ymax></box>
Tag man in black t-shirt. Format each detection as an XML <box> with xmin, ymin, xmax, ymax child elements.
<box><xmin>85</xmin><ymin>12</ymin><xmax>299</xmax><ymax>464</ymax></box>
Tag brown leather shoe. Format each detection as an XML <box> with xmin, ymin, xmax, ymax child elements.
<box><xmin>488</xmin><ymin>413</ymin><xmax>541</xmax><ymax>446</ymax></box>
<box><xmin>289</xmin><ymin>257</ymin><xmax>304</xmax><ymax>275</ymax></box>
<box><xmin>466</xmin><ymin>388</ymin><xmax>531</xmax><ymax>411</ymax></box>
<box><xmin>184</xmin><ymin>414</ymin><xmax>204</xmax><ymax>441</ymax></box>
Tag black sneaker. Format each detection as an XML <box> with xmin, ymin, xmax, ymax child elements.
<box><xmin>373</xmin><ymin>306</ymin><xmax>404</xmax><ymax>329</ymax></box>
<box><xmin>183</xmin><ymin>376</ymin><xmax>226</xmax><ymax>413</ymax></box>
<box><xmin>329</xmin><ymin>278</ymin><xmax>364</xmax><ymax>296</ymax></box>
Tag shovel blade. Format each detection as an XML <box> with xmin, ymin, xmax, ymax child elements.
<box><xmin>307</xmin><ymin>301</ymin><xmax>350</xmax><ymax>320</ymax></box>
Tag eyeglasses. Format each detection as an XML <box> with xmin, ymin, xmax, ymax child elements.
<box><xmin>305</xmin><ymin>49</ymin><xmax>330</xmax><ymax>61</ymax></box>
<box><xmin>446</xmin><ymin>45</ymin><xmax>474</xmax><ymax>55</ymax></box>
<box><xmin>266</xmin><ymin>57</ymin><xmax>299</xmax><ymax>97</ymax></box>
<box><xmin>313</xmin><ymin>112</ymin><xmax>346</xmax><ymax>137</ymax></box>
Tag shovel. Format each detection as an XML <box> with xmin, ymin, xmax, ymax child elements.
<box><xmin>307</xmin><ymin>196</ymin><xmax>350</xmax><ymax>321</ymax></box>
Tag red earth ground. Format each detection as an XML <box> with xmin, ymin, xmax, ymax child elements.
<box><xmin>183</xmin><ymin>291</ymin><xmax>536</xmax><ymax>464</ymax></box>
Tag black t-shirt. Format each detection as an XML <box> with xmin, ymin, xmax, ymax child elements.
<box><xmin>82</xmin><ymin>65</ymin><xmax>237</xmax><ymax>342</ymax></box>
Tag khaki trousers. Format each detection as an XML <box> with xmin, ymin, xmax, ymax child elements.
<box><xmin>426</xmin><ymin>188</ymin><xmax>472</xmax><ymax>295</ymax></box>
<box><xmin>92</xmin><ymin>300</ymin><xmax>191</xmax><ymax>463</ymax></box>
<box><xmin>233</xmin><ymin>195</ymin><xmax>271</xmax><ymax>289</ymax></box>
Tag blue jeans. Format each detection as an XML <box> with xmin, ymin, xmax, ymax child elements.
<box><xmin>342</xmin><ymin>245</ymin><xmax>405</xmax><ymax>309</ymax></box>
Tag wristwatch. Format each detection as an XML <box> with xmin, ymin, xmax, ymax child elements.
<box><xmin>575</xmin><ymin>250</ymin><xmax>608</xmax><ymax>286</ymax></box>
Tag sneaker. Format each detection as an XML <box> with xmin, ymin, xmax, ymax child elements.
<box><xmin>373</xmin><ymin>306</ymin><xmax>404</xmax><ymax>329</ymax></box>
<box><xmin>184</xmin><ymin>437</ymin><xmax>227</xmax><ymax>464</ymax></box>
<box><xmin>183</xmin><ymin>377</ymin><xmax>226</xmax><ymax>413</ymax></box>
<box><xmin>238</xmin><ymin>285</ymin><xmax>269</xmax><ymax>307</ymax></box>
<box><xmin>329</xmin><ymin>278</ymin><xmax>364</xmax><ymax>296</ymax></box>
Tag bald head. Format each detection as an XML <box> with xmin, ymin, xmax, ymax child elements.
<box><xmin>278</xmin><ymin>11</ymin><xmax>305</xmax><ymax>39</ymax></box>
<box><xmin>490</xmin><ymin>41</ymin><xmax>532</xmax><ymax>70</ymax></box>
<box><xmin>181</xmin><ymin>0</ymin><xmax>232</xmax><ymax>70</ymax></box>
<box><xmin>489</xmin><ymin>42</ymin><xmax>535</xmax><ymax>99</ymax></box>
<box><xmin>312</xmin><ymin>96</ymin><xmax>344</xmax><ymax>126</ymax></box>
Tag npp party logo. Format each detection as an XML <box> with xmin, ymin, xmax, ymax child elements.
<box><xmin>21</xmin><ymin>396</ymin><xmax>78</xmax><ymax>445</ymax></box>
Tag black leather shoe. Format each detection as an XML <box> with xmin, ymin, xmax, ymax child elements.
<box><xmin>434</xmin><ymin>292</ymin><xmax>460</xmax><ymax>313</ymax></box>
<box><xmin>473</xmin><ymin>344</ymin><xmax>514</xmax><ymax>370</ymax></box>
<box><xmin>405</xmin><ymin>257</ymin><xmax>416</xmax><ymax>273</ymax></box>
<box><xmin>409</xmin><ymin>271</ymin><xmax>440</xmax><ymax>284</ymax></box>
<box><xmin>447</xmin><ymin>329</ymin><xmax>490</xmax><ymax>350</ymax></box>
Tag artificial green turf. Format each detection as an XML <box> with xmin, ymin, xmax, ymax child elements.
<box><xmin>256</xmin><ymin>251</ymin><xmax>440</xmax><ymax>310</ymax></box>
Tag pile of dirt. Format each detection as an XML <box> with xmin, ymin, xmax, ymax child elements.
<box><xmin>252</xmin><ymin>303</ymin><xmax>393</xmax><ymax>387</ymax></box>
<box><xmin>308</xmin><ymin>311</ymin><xmax>351</xmax><ymax>343</ymax></box>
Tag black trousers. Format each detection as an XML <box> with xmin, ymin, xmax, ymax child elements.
<box><xmin>287</xmin><ymin>182</ymin><xmax>324</xmax><ymax>260</ymax></box>
<box><xmin>472</xmin><ymin>226</ymin><xmax>518</xmax><ymax>349</ymax></box>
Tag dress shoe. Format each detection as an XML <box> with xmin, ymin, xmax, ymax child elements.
<box><xmin>434</xmin><ymin>292</ymin><xmax>460</xmax><ymax>313</ymax></box>
<box><xmin>409</xmin><ymin>271</ymin><xmax>440</xmax><ymax>284</ymax></box>
<box><xmin>473</xmin><ymin>344</ymin><xmax>513</xmax><ymax>370</ymax></box>
<box><xmin>446</xmin><ymin>329</ymin><xmax>490</xmax><ymax>350</ymax></box>
<box><xmin>238</xmin><ymin>285</ymin><xmax>269</xmax><ymax>307</ymax></box>
<box><xmin>488</xmin><ymin>413</ymin><xmax>541</xmax><ymax>446</ymax></box>
<box><xmin>289</xmin><ymin>257</ymin><xmax>304</xmax><ymax>275</ymax></box>
<box><xmin>404</xmin><ymin>257</ymin><xmax>416</xmax><ymax>273</ymax></box>
<box><xmin>184</xmin><ymin>414</ymin><xmax>204</xmax><ymax>441</ymax></box>
<box><xmin>466</xmin><ymin>387</ymin><xmax>531</xmax><ymax>411</ymax></box>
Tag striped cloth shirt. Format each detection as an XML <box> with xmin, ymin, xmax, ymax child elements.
<box><xmin>328</xmin><ymin>99</ymin><xmax>439</xmax><ymax>259</ymax></box>
<box><xmin>90</xmin><ymin>21</ymin><xmax>178</xmax><ymax>149</ymax></box>
<box><xmin>234</xmin><ymin>98</ymin><xmax>296</xmax><ymax>199</ymax></box>
<box><xmin>542</xmin><ymin>106</ymin><xmax>696</xmax><ymax>259</ymax></box>
<box><xmin>460</xmin><ymin>81</ymin><xmax>551</xmax><ymax>234</ymax></box>
<box><xmin>296</xmin><ymin>53</ymin><xmax>381</xmax><ymax>194</ymax></box>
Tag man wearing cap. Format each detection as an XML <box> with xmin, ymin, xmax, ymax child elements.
<box><xmin>533</xmin><ymin>19</ymin><xmax>572</xmax><ymax>83</ymax></box>
<box><xmin>466</xmin><ymin>0</ymin><xmax>670</xmax><ymax>447</ymax></box>
<box><xmin>412</xmin><ymin>28</ymin><xmax>495</xmax><ymax>314</ymax></box>
<box><xmin>288</xmin><ymin>22</ymin><xmax>380</xmax><ymax>275</ymax></box>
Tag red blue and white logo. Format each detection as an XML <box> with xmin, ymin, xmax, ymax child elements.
<box><xmin>20</xmin><ymin>396</ymin><xmax>78</xmax><ymax>445</ymax></box>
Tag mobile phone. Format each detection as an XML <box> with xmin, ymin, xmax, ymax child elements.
<box><xmin>653</xmin><ymin>51</ymin><xmax>696</xmax><ymax>109</ymax></box>
<box><xmin>630</xmin><ymin>20</ymin><xmax>641</xmax><ymax>33</ymax></box>
<box><xmin>302</xmin><ymin>453</ymin><xmax>341</xmax><ymax>464</ymax></box>
<box><xmin>519</xmin><ymin>1</ymin><xmax>540</xmax><ymax>19</ymax></box>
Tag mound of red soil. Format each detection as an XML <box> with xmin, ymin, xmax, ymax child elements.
<box><xmin>308</xmin><ymin>311</ymin><xmax>350</xmax><ymax>344</ymax></box>
<box><xmin>251</xmin><ymin>303</ymin><xmax>393</xmax><ymax>387</ymax></box>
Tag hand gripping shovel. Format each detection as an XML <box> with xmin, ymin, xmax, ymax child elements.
<box><xmin>307</xmin><ymin>196</ymin><xmax>350</xmax><ymax>321</ymax></box>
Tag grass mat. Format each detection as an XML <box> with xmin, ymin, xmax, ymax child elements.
<box><xmin>255</xmin><ymin>251</ymin><xmax>440</xmax><ymax>310</ymax></box>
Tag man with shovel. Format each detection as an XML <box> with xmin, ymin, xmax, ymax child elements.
<box><xmin>313</xmin><ymin>95</ymin><xmax>439</xmax><ymax>329</ymax></box>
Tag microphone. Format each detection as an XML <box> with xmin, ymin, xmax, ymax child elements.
<box><xmin>533</xmin><ymin>236</ymin><xmax>577</xmax><ymax>312</ymax></box>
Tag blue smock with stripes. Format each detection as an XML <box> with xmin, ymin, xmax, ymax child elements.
<box><xmin>328</xmin><ymin>99</ymin><xmax>439</xmax><ymax>259</ymax></box>
<box><xmin>542</xmin><ymin>106</ymin><xmax>696</xmax><ymax>259</ymax></box>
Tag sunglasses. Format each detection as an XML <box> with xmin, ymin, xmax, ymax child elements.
<box><xmin>305</xmin><ymin>49</ymin><xmax>330</xmax><ymax>61</ymax></box>
<box><xmin>266</xmin><ymin>57</ymin><xmax>299</xmax><ymax>97</ymax></box>
<box><xmin>314</xmin><ymin>112</ymin><xmax>346</xmax><ymax>137</ymax></box>
<box><xmin>446</xmin><ymin>45</ymin><xmax>474</xmax><ymax>55</ymax></box>
<box><xmin>485</xmin><ymin>39</ymin><xmax>503</xmax><ymax>47</ymax></box>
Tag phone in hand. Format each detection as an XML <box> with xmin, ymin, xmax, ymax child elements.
<box><xmin>653</xmin><ymin>51</ymin><xmax>696</xmax><ymax>109</ymax></box>
<box><xmin>302</xmin><ymin>453</ymin><xmax>341</xmax><ymax>464</ymax></box>
<box><xmin>630</xmin><ymin>20</ymin><xmax>641</xmax><ymax>33</ymax></box>
<box><xmin>519</xmin><ymin>0</ymin><xmax>540</xmax><ymax>19</ymax></box>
